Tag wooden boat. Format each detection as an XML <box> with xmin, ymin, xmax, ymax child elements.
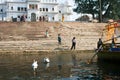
<box><xmin>97</xmin><ymin>43</ymin><xmax>120</xmax><ymax>62</ymax></box>
<box><xmin>96</xmin><ymin>21</ymin><xmax>120</xmax><ymax>62</ymax></box>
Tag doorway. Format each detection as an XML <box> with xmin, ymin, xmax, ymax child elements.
<box><xmin>31</xmin><ymin>13</ymin><xmax>36</xmax><ymax>21</ymax></box>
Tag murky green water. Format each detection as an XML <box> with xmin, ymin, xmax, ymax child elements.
<box><xmin>0</xmin><ymin>52</ymin><xmax>120</xmax><ymax>80</ymax></box>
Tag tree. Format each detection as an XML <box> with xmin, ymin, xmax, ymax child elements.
<box><xmin>74</xmin><ymin>0</ymin><xmax>120</xmax><ymax>22</ymax></box>
<box><xmin>74</xmin><ymin>0</ymin><xmax>99</xmax><ymax>19</ymax></box>
<box><xmin>103</xmin><ymin>0</ymin><xmax>120</xmax><ymax>20</ymax></box>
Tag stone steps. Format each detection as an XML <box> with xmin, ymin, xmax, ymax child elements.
<box><xmin>0</xmin><ymin>22</ymin><xmax>106</xmax><ymax>50</ymax></box>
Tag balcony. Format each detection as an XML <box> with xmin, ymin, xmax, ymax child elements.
<box><xmin>40</xmin><ymin>11</ymin><xmax>58</xmax><ymax>14</ymax></box>
<box><xmin>40</xmin><ymin>0</ymin><xmax>58</xmax><ymax>5</ymax></box>
<box><xmin>27</xmin><ymin>0</ymin><xmax>40</xmax><ymax>2</ymax></box>
<box><xmin>6</xmin><ymin>0</ymin><xmax>26</xmax><ymax>3</ymax></box>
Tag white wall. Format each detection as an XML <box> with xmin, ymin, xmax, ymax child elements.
<box><xmin>0</xmin><ymin>0</ymin><xmax>72</xmax><ymax>21</ymax></box>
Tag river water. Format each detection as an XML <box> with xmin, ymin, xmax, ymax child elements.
<box><xmin>0</xmin><ymin>52</ymin><xmax>120</xmax><ymax>80</ymax></box>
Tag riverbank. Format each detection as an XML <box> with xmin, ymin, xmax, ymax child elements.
<box><xmin>0</xmin><ymin>22</ymin><xmax>106</xmax><ymax>52</ymax></box>
<box><xmin>0</xmin><ymin>49</ymin><xmax>96</xmax><ymax>63</ymax></box>
<box><xmin>0</xmin><ymin>39</ymin><xmax>96</xmax><ymax>61</ymax></box>
<box><xmin>0</xmin><ymin>48</ymin><xmax>94</xmax><ymax>54</ymax></box>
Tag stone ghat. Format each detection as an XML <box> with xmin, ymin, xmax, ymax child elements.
<box><xmin>0</xmin><ymin>22</ymin><xmax>106</xmax><ymax>51</ymax></box>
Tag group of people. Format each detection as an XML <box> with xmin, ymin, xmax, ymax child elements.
<box><xmin>46</xmin><ymin>30</ymin><xmax>118</xmax><ymax>50</ymax></box>
<box><xmin>97</xmin><ymin>37</ymin><xmax>116</xmax><ymax>51</ymax></box>
<box><xmin>57</xmin><ymin>34</ymin><xmax>76</xmax><ymax>50</ymax></box>
<box><xmin>45</xmin><ymin>30</ymin><xmax>76</xmax><ymax>50</ymax></box>
<box><xmin>46</xmin><ymin>30</ymin><xmax>117</xmax><ymax>51</ymax></box>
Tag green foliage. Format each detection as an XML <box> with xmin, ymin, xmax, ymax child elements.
<box><xmin>74</xmin><ymin>0</ymin><xmax>120</xmax><ymax>21</ymax></box>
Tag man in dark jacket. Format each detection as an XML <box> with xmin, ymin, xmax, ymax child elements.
<box><xmin>97</xmin><ymin>38</ymin><xmax>103</xmax><ymax>49</ymax></box>
<box><xmin>71</xmin><ymin>37</ymin><xmax>76</xmax><ymax>50</ymax></box>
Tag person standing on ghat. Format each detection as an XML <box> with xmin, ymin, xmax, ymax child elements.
<box><xmin>71</xmin><ymin>37</ymin><xmax>76</xmax><ymax>50</ymax></box>
<box><xmin>58</xmin><ymin>34</ymin><xmax>61</xmax><ymax>45</ymax></box>
<box><xmin>45</xmin><ymin>30</ymin><xmax>49</xmax><ymax>38</ymax></box>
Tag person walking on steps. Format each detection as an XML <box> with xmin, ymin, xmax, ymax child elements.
<box><xmin>71</xmin><ymin>37</ymin><xmax>76</xmax><ymax>50</ymax></box>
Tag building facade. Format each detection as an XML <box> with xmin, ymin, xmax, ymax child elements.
<box><xmin>0</xmin><ymin>0</ymin><xmax>72</xmax><ymax>22</ymax></box>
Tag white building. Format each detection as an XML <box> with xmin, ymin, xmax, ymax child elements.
<box><xmin>0</xmin><ymin>0</ymin><xmax>72</xmax><ymax>22</ymax></box>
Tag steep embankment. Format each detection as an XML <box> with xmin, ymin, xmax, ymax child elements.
<box><xmin>0</xmin><ymin>22</ymin><xmax>106</xmax><ymax>51</ymax></box>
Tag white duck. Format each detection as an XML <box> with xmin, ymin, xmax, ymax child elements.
<box><xmin>43</xmin><ymin>57</ymin><xmax>50</xmax><ymax>63</ymax></box>
<box><xmin>32</xmin><ymin>60</ymin><xmax>38</xmax><ymax>71</ymax></box>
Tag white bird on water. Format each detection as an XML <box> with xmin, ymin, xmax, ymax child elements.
<box><xmin>43</xmin><ymin>57</ymin><xmax>50</xmax><ymax>63</ymax></box>
<box><xmin>32</xmin><ymin>60</ymin><xmax>38</xmax><ymax>71</ymax></box>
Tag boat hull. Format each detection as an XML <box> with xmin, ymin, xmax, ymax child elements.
<box><xmin>97</xmin><ymin>51</ymin><xmax>120</xmax><ymax>62</ymax></box>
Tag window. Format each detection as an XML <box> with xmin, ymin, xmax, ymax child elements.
<box><xmin>52</xmin><ymin>17</ymin><xmax>54</xmax><ymax>20</ymax></box>
<box><xmin>18</xmin><ymin>7</ymin><xmax>20</xmax><ymax>11</ymax></box>
<box><xmin>29</xmin><ymin>4</ymin><xmax>32</xmax><ymax>9</ymax></box>
<box><xmin>35</xmin><ymin>5</ymin><xmax>38</xmax><ymax>9</ymax></box>
<box><xmin>29</xmin><ymin>4</ymin><xmax>37</xmax><ymax>9</ymax></box>
<box><xmin>52</xmin><ymin>8</ymin><xmax>54</xmax><ymax>11</ymax></box>
<box><xmin>25</xmin><ymin>8</ymin><xmax>27</xmax><ymax>11</ymax></box>
<box><xmin>32</xmin><ymin>5</ymin><xmax>34</xmax><ymax>9</ymax></box>
<box><xmin>46</xmin><ymin>8</ymin><xmax>48</xmax><ymax>12</ymax></box>
<box><xmin>40</xmin><ymin>8</ymin><xmax>42</xmax><ymax>11</ymax></box>
<box><xmin>11</xmin><ymin>7</ymin><xmax>13</xmax><ymax>10</ymax></box>
<box><xmin>21</xmin><ymin>7</ymin><xmax>23</xmax><ymax>11</ymax></box>
<box><xmin>1</xmin><ymin>9</ymin><xmax>3</xmax><ymax>12</ymax></box>
<box><xmin>43</xmin><ymin>8</ymin><xmax>45</xmax><ymax>11</ymax></box>
<box><xmin>59</xmin><ymin>10</ymin><xmax>61</xmax><ymax>13</ymax></box>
